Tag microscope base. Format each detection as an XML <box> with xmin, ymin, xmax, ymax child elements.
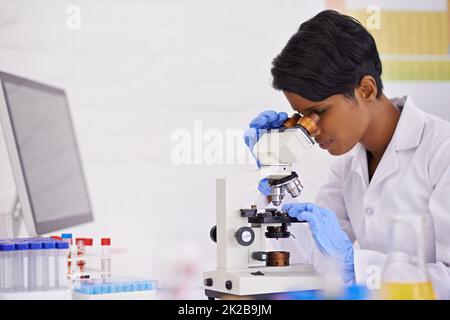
<box><xmin>203</xmin><ymin>264</ymin><xmax>324</xmax><ymax>298</ymax></box>
<box><xmin>204</xmin><ymin>289</ymin><xmax>289</xmax><ymax>300</ymax></box>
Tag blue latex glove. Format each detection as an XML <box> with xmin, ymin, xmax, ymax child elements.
<box><xmin>282</xmin><ymin>203</ymin><xmax>355</xmax><ymax>283</ymax></box>
<box><xmin>243</xmin><ymin>110</ymin><xmax>288</xmax><ymax>158</ymax></box>
<box><xmin>243</xmin><ymin>111</ymin><xmax>288</xmax><ymax>196</ymax></box>
<box><xmin>258</xmin><ymin>178</ymin><xmax>271</xmax><ymax>197</ymax></box>
<box><xmin>249</xmin><ymin>110</ymin><xmax>289</xmax><ymax>130</ymax></box>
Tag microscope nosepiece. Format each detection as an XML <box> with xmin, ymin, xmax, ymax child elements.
<box><xmin>269</xmin><ymin>173</ymin><xmax>303</xmax><ymax>206</ymax></box>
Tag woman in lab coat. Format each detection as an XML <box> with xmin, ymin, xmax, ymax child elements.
<box><xmin>245</xmin><ymin>10</ymin><xmax>450</xmax><ymax>299</ymax></box>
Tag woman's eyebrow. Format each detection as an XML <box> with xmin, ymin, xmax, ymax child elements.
<box><xmin>303</xmin><ymin>103</ymin><xmax>322</xmax><ymax>111</ymax></box>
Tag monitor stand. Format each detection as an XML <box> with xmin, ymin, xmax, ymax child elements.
<box><xmin>0</xmin><ymin>195</ymin><xmax>24</xmax><ymax>238</ymax></box>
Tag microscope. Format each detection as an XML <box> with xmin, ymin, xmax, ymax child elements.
<box><xmin>204</xmin><ymin>114</ymin><xmax>325</xmax><ymax>299</ymax></box>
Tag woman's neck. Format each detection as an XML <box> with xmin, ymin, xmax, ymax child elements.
<box><xmin>360</xmin><ymin>94</ymin><xmax>401</xmax><ymax>162</ymax></box>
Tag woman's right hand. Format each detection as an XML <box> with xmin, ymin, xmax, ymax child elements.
<box><xmin>243</xmin><ymin>110</ymin><xmax>288</xmax><ymax>154</ymax></box>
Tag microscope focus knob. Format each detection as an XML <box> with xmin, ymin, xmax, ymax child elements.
<box><xmin>234</xmin><ymin>227</ymin><xmax>255</xmax><ymax>246</ymax></box>
<box><xmin>252</xmin><ymin>251</ymin><xmax>268</xmax><ymax>262</ymax></box>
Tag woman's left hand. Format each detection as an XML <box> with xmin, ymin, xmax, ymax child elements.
<box><xmin>282</xmin><ymin>202</ymin><xmax>355</xmax><ymax>283</ymax></box>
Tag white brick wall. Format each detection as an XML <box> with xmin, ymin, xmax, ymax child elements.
<box><xmin>0</xmin><ymin>0</ymin><xmax>449</xmax><ymax>295</ymax></box>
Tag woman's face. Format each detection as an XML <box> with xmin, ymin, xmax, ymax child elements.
<box><xmin>284</xmin><ymin>90</ymin><xmax>371</xmax><ymax>155</ymax></box>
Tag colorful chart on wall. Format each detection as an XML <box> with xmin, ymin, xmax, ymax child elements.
<box><xmin>326</xmin><ymin>0</ymin><xmax>450</xmax><ymax>80</ymax></box>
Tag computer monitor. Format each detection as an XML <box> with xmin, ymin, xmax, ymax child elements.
<box><xmin>0</xmin><ymin>71</ymin><xmax>93</xmax><ymax>236</ymax></box>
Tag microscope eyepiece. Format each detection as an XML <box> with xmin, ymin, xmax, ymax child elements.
<box><xmin>283</xmin><ymin>113</ymin><xmax>319</xmax><ymax>136</ymax></box>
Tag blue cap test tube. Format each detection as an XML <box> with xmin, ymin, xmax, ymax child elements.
<box><xmin>55</xmin><ymin>241</ymin><xmax>69</xmax><ymax>289</ymax></box>
<box><xmin>42</xmin><ymin>240</ymin><xmax>57</xmax><ymax>289</ymax></box>
<box><xmin>61</xmin><ymin>234</ymin><xmax>73</xmax><ymax>275</ymax></box>
<box><xmin>0</xmin><ymin>237</ymin><xmax>73</xmax><ymax>293</ymax></box>
<box><xmin>0</xmin><ymin>242</ymin><xmax>15</xmax><ymax>293</ymax></box>
<box><xmin>13</xmin><ymin>241</ymin><xmax>29</xmax><ymax>291</ymax></box>
<box><xmin>61</xmin><ymin>234</ymin><xmax>72</xmax><ymax>240</ymax></box>
<box><xmin>27</xmin><ymin>240</ymin><xmax>43</xmax><ymax>291</ymax></box>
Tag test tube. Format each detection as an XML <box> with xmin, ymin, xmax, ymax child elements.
<box><xmin>28</xmin><ymin>240</ymin><xmax>43</xmax><ymax>291</ymax></box>
<box><xmin>42</xmin><ymin>240</ymin><xmax>57</xmax><ymax>289</ymax></box>
<box><xmin>84</xmin><ymin>238</ymin><xmax>93</xmax><ymax>256</ymax></box>
<box><xmin>101</xmin><ymin>238</ymin><xmax>111</xmax><ymax>278</ymax></box>
<box><xmin>13</xmin><ymin>241</ymin><xmax>29</xmax><ymax>292</ymax></box>
<box><xmin>0</xmin><ymin>242</ymin><xmax>15</xmax><ymax>292</ymax></box>
<box><xmin>84</xmin><ymin>238</ymin><xmax>93</xmax><ymax>277</ymax></box>
<box><xmin>0</xmin><ymin>240</ymin><xmax>3</xmax><ymax>291</ymax></box>
<box><xmin>61</xmin><ymin>234</ymin><xmax>73</xmax><ymax>274</ymax></box>
<box><xmin>75</xmin><ymin>238</ymin><xmax>86</xmax><ymax>275</ymax></box>
<box><xmin>55</xmin><ymin>241</ymin><xmax>69</xmax><ymax>289</ymax></box>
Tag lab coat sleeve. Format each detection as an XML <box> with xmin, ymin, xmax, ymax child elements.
<box><xmin>315</xmin><ymin>157</ymin><xmax>356</xmax><ymax>243</ymax></box>
<box><xmin>427</xmin><ymin>137</ymin><xmax>450</xmax><ymax>300</ymax></box>
<box><xmin>354</xmin><ymin>138</ymin><xmax>450</xmax><ymax>300</ymax></box>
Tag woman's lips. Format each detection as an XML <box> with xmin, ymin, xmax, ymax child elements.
<box><xmin>317</xmin><ymin>140</ymin><xmax>332</xmax><ymax>149</ymax></box>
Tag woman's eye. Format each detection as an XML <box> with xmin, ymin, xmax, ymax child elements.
<box><xmin>316</xmin><ymin>108</ymin><xmax>327</xmax><ymax>114</ymax></box>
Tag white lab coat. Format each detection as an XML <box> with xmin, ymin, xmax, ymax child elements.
<box><xmin>313</xmin><ymin>96</ymin><xmax>450</xmax><ymax>299</ymax></box>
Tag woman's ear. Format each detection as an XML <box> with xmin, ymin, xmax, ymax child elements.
<box><xmin>356</xmin><ymin>76</ymin><xmax>378</xmax><ymax>102</ymax></box>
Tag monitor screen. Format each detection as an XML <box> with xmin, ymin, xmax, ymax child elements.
<box><xmin>0</xmin><ymin>73</ymin><xmax>93</xmax><ymax>234</ymax></box>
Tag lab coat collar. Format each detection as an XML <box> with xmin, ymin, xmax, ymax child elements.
<box><xmin>350</xmin><ymin>96</ymin><xmax>425</xmax><ymax>187</ymax></box>
<box><xmin>391</xmin><ymin>95</ymin><xmax>426</xmax><ymax>151</ymax></box>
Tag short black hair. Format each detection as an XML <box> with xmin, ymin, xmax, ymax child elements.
<box><xmin>271</xmin><ymin>10</ymin><xmax>383</xmax><ymax>102</ymax></box>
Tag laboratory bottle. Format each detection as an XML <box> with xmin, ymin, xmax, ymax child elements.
<box><xmin>381</xmin><ymin>215</ymin><xmax>436</xmax><ymax>300</ymax></box>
